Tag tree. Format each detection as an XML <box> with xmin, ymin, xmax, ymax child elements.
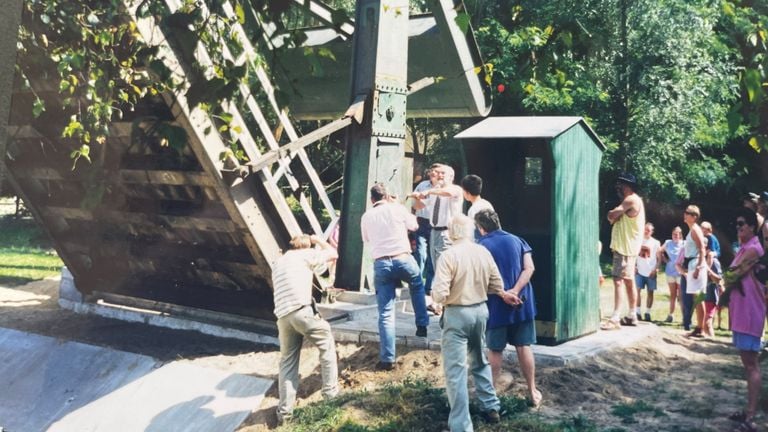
<box><xmin>472</xmin><ymin>0</ymin><xmax>738</xmax><ymax>201</ymax></box>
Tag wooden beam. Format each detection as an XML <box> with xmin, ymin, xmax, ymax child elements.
<box><xmin>44</xmin><ymin>206</ymin><xmax>240</xmax><ymax>233</ymax></box>
<box><xmin>246</xmin><ymin>116</ymin><xmax>352</xmax><ymax>172</ymax></box>
<box><xmin>119</xmin><ymin>169</ymin><xmax>215</xmax><ymax>187</ymax></box>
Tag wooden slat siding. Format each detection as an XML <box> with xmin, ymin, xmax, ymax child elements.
<box><xmin>105</xmin><ymin>257</ymin><xmax>253</xmax><ymax>291</ymax></box>
<box><xmin>550</xmin><ymin>125</ymin><xmax>602</xmax><ymax>341</ymax></box>
<box><xmin>115</xmin><ymin>277</ymin><xmax>274</xmax><ymax>319</ymax></box>
<box><xmin>14</xmin><ymin>168</ymin><xmax>215</xmax><ymax>193</ymax></box>
<box><xmin>119</xmin><ymin>169</ymin><xmax>215</xmax><ymax>187</ymax></box>
<box><xmin>44</xmin><ymin>206</ymin><xmax>239</xmax><ymax>233</ymax></box>
<box><xmin>218</xmin><ymin>1</ymin><xmax>336</xmax><ymax>220</ymax></box>
<box><xmin>128</xmin><ymin>1</ymin><xmax>286</xmax><ymax>272</ymax></box>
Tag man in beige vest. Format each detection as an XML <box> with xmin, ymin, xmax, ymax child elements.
<box><xmin>601</xmin><ymin>173</ymin><xmax>645</xmax><ymax>329</ymax></box>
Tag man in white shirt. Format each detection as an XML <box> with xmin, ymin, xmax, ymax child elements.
<box><xmin>272</xmin><ymin>234</ymin><xmax>339</xmax><ymax>424</ymax></box>
<box><xmin>361</xmin><ymin>183</ymin><xmax>430</xmax><ymax>371</ymax></box>
<box><xmin>635</xmin><ymin>222</ymin><xmax>661</xmax><ymax>322</ymax></box>
<box><xmin>461</xmin><ymin>174</ymin><xmax>494</xmax><ymax>220</ymax></box>
<box><xmin>412</xmin><ymin>164</ymin><xmax>463</xmax><ymax>268</ymax></box>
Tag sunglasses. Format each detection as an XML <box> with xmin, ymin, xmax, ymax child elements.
<box><xmin>684</xmin><ymin>211</ymin><xmax>698</xmax><ymax>216</ymax></box>
<box><xmin>735</xmin><ymin>220</ymin><xmax>746</xmax><ymax>227</ymax></box>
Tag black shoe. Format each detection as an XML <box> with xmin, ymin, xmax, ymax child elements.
<box><xmin>375</xmin><ymin>361</ymin><xmax>395</xmax><ymax>371</ymax></box>
<box><xmin>644</xmin><ymin>312</ymin><xmax>652</xmax><ymax>322</ymax></box>
<box><xmin>481</xmin><ymin>410</ymin><xmax>500</xmax><ymax>424</ymax></box>
<box><xmin>416</xmin><ymin>326</ymin><xmax>427</xmax><ymax>337</ymax></box>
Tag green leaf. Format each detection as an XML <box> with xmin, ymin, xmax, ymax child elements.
<box><xmin>32</xmin><ymin>97</ymin><xmax>45</xmax><ymax>118</ymax></box>
<box><xmin>235</xmin><ymin>3</ymin><xmax>246</xmax><ymax>24</ymax></box>
<box><xmin>317</xmin><ymin>47</ymin><xmax>336</xmax><ymax>61</ymax></box>
<box><xmin>744</xmin><ymin>69</ymin><xmax>763</xmax><ymax>102</ymax></box>
<box><xmin>455</xmin><ymin>12</ymin><xmax>471</xmax><ymax>34</ymax></box>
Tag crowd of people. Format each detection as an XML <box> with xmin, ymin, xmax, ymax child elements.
<box><xmin>600</xmin><ymin>173</ymin><xmax>768</xmax><ymax>432</ymax></box>
<box><xmin>268</xmin><ymin>164</ymin><xmax>768</xmax><ymax>432</ymax></box>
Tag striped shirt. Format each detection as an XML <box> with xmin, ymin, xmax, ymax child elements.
<box><xmin>272</xmin><ymin>248</ymin><xmax>336</xmax><ymax>319</ymax></box>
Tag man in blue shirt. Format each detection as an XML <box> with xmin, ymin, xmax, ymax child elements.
<box><xmin>475</xmin><ymin>209</ymin><xmax>542</xmax><ymax>408</ymax></box>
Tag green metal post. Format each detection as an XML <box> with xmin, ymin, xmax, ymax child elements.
<box><xmin>0</xmin><ymin>0</ymin><xmax>23</xmax><ymax>196</ymax></box>
<box><xmin>335</xmin><ymin>0</ymin><xmax>410</xmax><ymax>290</ymax></box>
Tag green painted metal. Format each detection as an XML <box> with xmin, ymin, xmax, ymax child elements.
<box><xmin>335</xmin><ymin>0</ymin><xmax>410</xmax><ymax>290</ymax></box>
<box><xmin>549</xmin><ymin>125</ymin><xmax>603</xmax><ymax>343</ymax></box>
<box><xmin>457</xmin><ymin>117</ymin><xmax>604</xmax><ymax>345</ymax></box>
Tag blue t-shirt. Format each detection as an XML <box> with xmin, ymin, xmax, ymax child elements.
<box><xmin>479</xmin><ymin>229</ymin><xmax>536</xmax><ymax>328</ymax></box>
<box><xmin>706</xmin><ymin>234</ymin><xmax>721</xmax><ymax>258</ymax></box>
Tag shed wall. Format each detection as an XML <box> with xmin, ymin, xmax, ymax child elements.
<box><xmin>549</xmin><ymin>125</ymin><xmax>602</xmax><ymax>341</ymax></box>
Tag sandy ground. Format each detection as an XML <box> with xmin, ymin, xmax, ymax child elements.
<box><xmin>1</xmin><ymin>277</ymin><xmax>767</xmax><ymax>431</ymax></box>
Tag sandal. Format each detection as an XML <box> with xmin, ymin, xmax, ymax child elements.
<box><xmin>600</xmin><ymin>320</ymin><xmax>621</xmax><ymax>331</ymax></box>
<box><xmin>620</xmin><ymin>316</ymin><xmax>638</xmax><ymax>326</ymax></box>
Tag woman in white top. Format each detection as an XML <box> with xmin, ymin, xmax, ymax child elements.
<box><xmin>675</xmin><ymin>205</ymin><xmax>707</xmax><ymax>337</ymax></box>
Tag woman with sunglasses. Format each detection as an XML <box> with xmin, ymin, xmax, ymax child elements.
<box><xmin>726</xmin><ymin>208</ymin><xmax>765</xmax><ymax>432</ymax></box>
<box><xmin>676</xmin><ymin>205</ymin><xmax>707</xmax><ymax>336</ymax></box>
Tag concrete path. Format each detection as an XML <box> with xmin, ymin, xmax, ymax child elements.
<box><xmin>0</xmin><ymin>327</ymin><xmax>272</xmax><ymax>432</ymax></box>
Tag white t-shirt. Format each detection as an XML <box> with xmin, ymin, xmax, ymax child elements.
<box><xmin>467</xmin><ymin>198</ymin><xmax>494</xmax><ymax>220</ymax></box>
<box><xmin>636</xmin><ymin>237</ymin><xmax>661</xmax><ymax>277</ymax></box>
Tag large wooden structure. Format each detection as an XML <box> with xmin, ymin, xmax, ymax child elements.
<box><xmin>2</xmin><ymin>0</ymin><xmax>490</xmax><ymax>321</ymax></box>
<box><xmin>456</xmin><ymin>117</ymin><xmax>605</xmax><ymax>345</ymax></box>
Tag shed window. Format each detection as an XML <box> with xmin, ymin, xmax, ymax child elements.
<box><xmin>524</xmin><ymin>157</ymin><xmax>543</xmax><ymax>185</ymax></box>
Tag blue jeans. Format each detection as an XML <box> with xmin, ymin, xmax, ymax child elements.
<box><xmin>413</xmin><ymin>217</ymin><xmax>434</xmax><ymax>293</ymax></box>
<box><xmin>374</xmin><ymin>256</ymin><xmax>429</xmax><ymax>363</ymax></box>
<box><xmin>441</xmin><ymin>303</ymin><xmax>500</xmax><ymax>432</ymax></box>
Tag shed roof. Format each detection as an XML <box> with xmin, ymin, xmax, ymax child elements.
<box><xmin>454</xmin><ymin>116</ymin><xmax>606</xmax><ymax>150</ymax></box>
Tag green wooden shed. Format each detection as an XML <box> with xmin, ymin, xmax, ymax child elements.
<box><xmin>455</xmin><ymin>117</ymin><xmax>606</xmax><ymax>345</ymax></box>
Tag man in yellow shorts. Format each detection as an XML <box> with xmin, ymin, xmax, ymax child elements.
<box><xmin>602</xmin><ymin>173</ymin><xmax>645</xmax><ymax>329</ymax></box>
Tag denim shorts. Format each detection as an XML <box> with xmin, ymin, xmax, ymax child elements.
<box><xmin>486</xmin><ymin>319</ymin><xmax>536</xmax><ymax>351</ymax></box>
<box><xmin>635</xmin><ymin>274</ymin><xmax>657</xmax><ymax>291</ymax></box>
<box><xmin>733</xmin><ymin>331</ymin><xmax>764</xmax><ymax>352</ymax></box>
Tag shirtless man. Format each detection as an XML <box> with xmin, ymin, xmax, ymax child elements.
<box><xmin>601</xmin><ymin>173</ymin><xmax>645</xmax><ymax>329</ymax></box>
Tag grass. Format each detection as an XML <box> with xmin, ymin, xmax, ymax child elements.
<box><xmin>610</xmin><ymin>400</ymin><xmax>666</xmax><ymax>424</ymax></box>
<box><xmin>0</xmin><ymin>214</ymin><xmax>63</xmax><ymax>286</ymax></box>
<box><xmin>278</xmin><ymin>378</ymin><xmax>577</xmax><ymax>432</ymax></box>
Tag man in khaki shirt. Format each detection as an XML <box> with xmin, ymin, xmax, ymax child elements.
<box><xmin>431</xmin><ymin>215</ymin><xmax>511</xmax><ymax>431</ymax></box>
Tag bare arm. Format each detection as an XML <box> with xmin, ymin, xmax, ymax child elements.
<box><xmin>310</xmin><ymin>235</ymin><xmax>339</xmax><ymax>262</ymax></box>
<box><xmin>607</xmin><ymin>195</ymin><xmax>636</xmax><ymax>224</ymax></box>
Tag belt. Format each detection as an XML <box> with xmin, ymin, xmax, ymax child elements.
<box><xmin>433</xmin><ymin>226</ymin><xmax>448</xmax><ymax>231</ymax></box>
<box><xmin>445</xmin><ymin>302</ymin><xmax>485</xmax><ymax>308</ymax></box>
<box><xmin>375</xmin><ymin>252</ymin><xmax>411</xmax><ymax>261</ymax></box>
<box><xmin>417</xmin><ymin>217</ymin><xmax>430</xmax><ymax>222</ymax></box>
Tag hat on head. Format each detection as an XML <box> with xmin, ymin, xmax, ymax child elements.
<box><xmin>616</xmin><ymin>172</ymin><xmax>638</xmax><ymax>188</ymax></box>
<box><xmin>761</xmin><ymin>191</ymin><xmax>768</xmax><ymax>203</ymax></box>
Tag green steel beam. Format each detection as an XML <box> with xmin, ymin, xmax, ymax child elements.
<box><xmin>335</xmin><ymin>0</ymin><xmax>410</xmax><ymax>290</ymax></box>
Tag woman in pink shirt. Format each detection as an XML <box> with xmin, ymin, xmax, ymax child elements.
<box><xmin>726</xmin><ymin>208</ymin><xmax>765</xmax><ymax>432</ymax></box>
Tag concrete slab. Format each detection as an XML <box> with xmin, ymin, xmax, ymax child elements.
<box><xmin>526</xmin><ymin>322</ymin><xmax>661</xmax><ymax>366</ymax></box>
<box><xmin>0</xmin><ymin>327</ymin><xmax>272</xmax><ymax>432</ymax></box>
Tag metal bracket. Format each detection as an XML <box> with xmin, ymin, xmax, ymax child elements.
<box><xmin>371</xmin><ymin>84</ymin><xmax>407</xmax><ymax>139</ymax></box>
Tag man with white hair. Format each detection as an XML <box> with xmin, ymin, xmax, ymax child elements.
<box><xmin>272</xmin><ymin>234</ymin><xmax>339</xmax><ymax>424</ymax></box>
<box><xmin>412</xmin><ymin>164</ymin><xmax>463</xmax><ymax>315</ymax></box>
<box><xmin>432</xmin><ymin>215</ymin><xmax>513</xmax><ymax>431</ymax></box>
